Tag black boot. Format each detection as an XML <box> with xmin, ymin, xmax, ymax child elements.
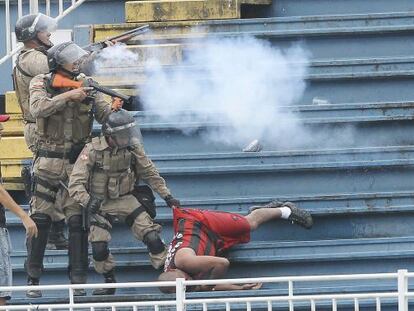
<box><xmin>92</xmin><ymin>270</ymin><xmax>116</xmax><ymax>295</ymax></box>
<box><xmin>26</xmin><ymin>213</ymin><xmax>51</xmax><ymax>299</ymax></box>
<box><xmin>47</xmin><ymin>219</ymin><xmax>68</xmax><ymax>250</ymax></box>
<box><xmin>26</xmin><ymin>277</ymin><xmax>42</xmax><ymax>298</ymax></box>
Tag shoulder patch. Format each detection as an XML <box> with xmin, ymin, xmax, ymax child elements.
<box><xmin>80</xmin><ymin>153</ymin><xmax>88</xmax><ymax>161</ymax></box>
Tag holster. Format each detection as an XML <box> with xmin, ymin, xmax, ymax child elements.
<box><xmin>21</xmin><ymin>165</ymin><xmax>32</xmax><ymax>198</ymax></box>
<box><xmin>82</xmin><ymin>205</ymin><xmax>90</xmax><ymax>231</ymax></box>
<box><xmin>132</xmin><ymin>184</ymin><xmax>157</xmax><ymax>219</ymax></box>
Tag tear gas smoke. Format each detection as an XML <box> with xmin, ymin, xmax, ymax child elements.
<box><xmin>93</xmin><ymin>43</ymin><xmax>140</xmax><ymax>70</ymax></box>
<box><xmin>94</xmin><ymin>37</ymin><xmax>356</xmax><ymax>150</ymax></box>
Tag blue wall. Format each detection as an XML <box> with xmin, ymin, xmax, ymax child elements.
<box><xmin>0</xmin><ymin>0</ymin><xmax>126</xmax><ymax>95</ymax></box>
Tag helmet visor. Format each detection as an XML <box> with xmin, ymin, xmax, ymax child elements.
<box><xmin>33</xmin><ymin>13</ymin><xmax>57</xmax><ymax>33</ymax></box>
<box><xmin>56</xmin><ymin>43</ymin><xmax>88</xmax><ymax>66</ymax></box>
<box><xmin>109</xmin><ymin>122</ymin><xmax>142</xmax><ymax>148</ymax></box>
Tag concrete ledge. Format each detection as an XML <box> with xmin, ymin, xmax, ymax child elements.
<box><xmin>5</xmin><ymin>91</ymin><xmax>21</xmax><ymax>114</ymax></box>
<box><xmin>125</xmin><ymin>0</ymin><xmax>240</xmax><ymax>23</ymax></box>
<box><xmin>0</xmin><ymin>137</ymin><xmax>30</xmax><ymax>160</ymax></box>
<box><xmin>1</xmin><ymin>114</ymin><xmax>24</xmax><ymax>136</ymax></box>
<box><xmin>7</xmin><ymin>189</ymin><xmax>414</xmax><ymax>224</ymax></box>
<box><xmin>93</xmin><ymin>12</ymin><xmax>414</xmax><ymax>42</ymax></box>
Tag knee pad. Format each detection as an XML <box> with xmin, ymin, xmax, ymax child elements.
<box><xmin>92</xmin><ymin>241</ymin><xmax>110</xmax><ymax>262</ymax></box>
<box><xmin>143</xmin><ymin>231</ymin><xmax>165</xmax><ymax>255</ymax></box>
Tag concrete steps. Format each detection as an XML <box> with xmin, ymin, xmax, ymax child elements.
<box><xmin>90</xmin><ymin>12</ymin><xmax>414</xmax><ymax>60</ymax></box>
<box><xmin>5</xmin><ymin>100</ymin><xmax>414</xmax><ymax>135</ymax></box>
<box><xmin>4</xmin><ymin>0</ymin><xmax>414</xmax><ymax>305</ymax></box>
<box><xmin>10</xmin><ymin>237</ymin><xmax>414</xmax><ymax>275</ymax></box>
<box><xmin>7</xmin><ymin>192</ymin><xmax>414</xmax><ymax>249</ymax></box>
<box><xmin>6</xmin><ymin>146</ymin><xmax>414</xmax><ymax>245</ymax></box>
<box><xmin>95</xmin><ymin>56</ymin><xmax>414</xmax><ymax>76</ymax></box>
<box><xmin>3</xmin><ymin>100</ymin><xmax>414</xmax><ymax>183</ymax></box>
<box><xmin>94</xmin><ymin>12</ymin><xmax>414</xmax><ymax>42</ymax></box>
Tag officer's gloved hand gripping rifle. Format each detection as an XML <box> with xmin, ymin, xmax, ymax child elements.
<box><xmin>50</xmin><ymin>73</ymin><xmax>129</xmax><ymax>111</ymax></box>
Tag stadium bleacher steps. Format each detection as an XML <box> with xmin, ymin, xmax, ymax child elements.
<box><xmin>3</xmin><ymin>0</ymin><xmax>414</xmax><ymax>308</ymax></box>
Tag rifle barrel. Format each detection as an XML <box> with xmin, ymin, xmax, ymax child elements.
<box><xmin>89</xmin><ymin>80</ymin><xmax>131</xmax><ymax>103</ymax></box>
<box><xmin>82</xmin><ymin>24</ymin><xmax>149</xmax><ymax>52</ymax></box>
<box><xmin>107</xmin><ymin>24</ymin><xmax>149</xmax><ymax>41</ymax></box>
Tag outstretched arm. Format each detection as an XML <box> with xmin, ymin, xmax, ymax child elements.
<box><xmin>174</xmin><ymin>248</ymin><xmax>229</xmax><ymax>291</ymax></box>
<box><xmin>174</xmin><ymin>248</ymin><xmax>262</xmax><ymax>291</ymax></box>
<box><xmin>131</xmin><ymin>143</ymin><xmax>172</xmax><ymax>199</ymax></box>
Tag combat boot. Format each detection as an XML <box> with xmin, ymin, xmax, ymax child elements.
<box><xmin>92</xmin><ymin>270</ymin><xmax>116</xmax><ymax>295</ymax></box>
<box><xmin>26</xmin><ymin>277</ymin><xmax>42</xmax><ymax>298</ymax></box>
<box><xmin>46</xmin><ymin>220</ymin><xmax>68</xmax><ymax>250</ymax></box>
<box><xmin>284</xmin><ymin>202</ymin><xmax>313</xmax><ymax>229</ymax></box>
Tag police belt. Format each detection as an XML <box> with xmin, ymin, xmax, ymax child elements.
<box><xmin>37</xmin><ymin>144</ymin><xmax>85</xmax><ymax>164</ymax></box>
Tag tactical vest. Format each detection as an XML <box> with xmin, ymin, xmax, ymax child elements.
<box><xmin>89</xmin><ymin>137</ymin><xmax>136</xmax><ymax>200</ymax></box>
<box><xmin>12</xmin><ymin>48</ymin><xmax>47</xmax><ymax>123</ymax></box>
<box><xmin>36</xmin><ymin>74</ymin><xmax>93</xmax><ymax>151</ymax></box>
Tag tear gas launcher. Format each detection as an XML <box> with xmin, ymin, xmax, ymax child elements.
<box><xmin>51</xmin><ymin>73</ymin><xmax>132</xmax><ymax>105</ymax></box>
<box><xmin>83</xmin><ymin>24</ymin><xmax>150</xmax><ymax>52</ymax></box>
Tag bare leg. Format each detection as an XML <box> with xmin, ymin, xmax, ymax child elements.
<box><xmin>247</xmin><ymin>202</ymin><xmax>313</xmax><ymax>230</ymax></box>
<box><xmin>0</xmin><ymin>298</ymin><xmax>6</xmax><ymax>305</ymax></box>
<box><xmin>245</xmin><ymin>208</ymin><xmax>282</xmax><ymax>231</ymax></box>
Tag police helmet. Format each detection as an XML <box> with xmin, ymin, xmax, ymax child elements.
<box><xmin>15</xmin><ymin>13</ymin><xmax>57</xmax><ymax>42</ymax></box>
<box><xmin>102</xmin><ymin>109</ymin><xmax>142</xmax><ymax>149</ymax></box>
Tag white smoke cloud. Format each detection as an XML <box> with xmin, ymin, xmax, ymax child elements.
<box><xmin>93</xmin><ymin>43</ymin><xmax>140</xmax><ymax>71</ymax></box>
<box><xmin>94</xmin><ymin>36</ymin><xmax>356</xmax><ymax>150</ymax></box>
<box><xmin>141</xmin><ymin>36</ymin><xmax>314</xmax><ymax>149</ymax></box>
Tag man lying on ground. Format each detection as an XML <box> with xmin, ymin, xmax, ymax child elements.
<box><xmin>158</xmin><ymin>201</ymin><xmax>313</xmax><ymax>292</ymax></box>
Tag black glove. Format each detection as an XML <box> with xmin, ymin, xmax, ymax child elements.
<box><xmin>87</xmin><ymin>196</ymin><xmax>102</xmax><ymax>214</ymax></box>
<box><xmin>164</xmin><ymin>195</ymin><xmax>181</xmax><ymax>208</ymax></box>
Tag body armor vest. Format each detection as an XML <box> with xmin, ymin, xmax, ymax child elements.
<box><xmin>89</xmin><ymin>137</ymin><xmax>136</xmax><ymax>200</ymax></box>
<box><xmin>12</xmin><ymin>48</ymin><xmax>47</xmax><ymax>123</ymax></box>
<box><xmin>36</xmin><ymin>74</ymin><xmax>93</xmax><ymax>151</ymax></box>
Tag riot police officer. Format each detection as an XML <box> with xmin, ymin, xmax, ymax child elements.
<box><xmin>13</xmin><ymin>13</ymin><xmax>68</xmax><ymax>250</ymax></box>
<box><xmin>69</xmin><ymin>109</ymin><xmax>180</xmax><ymax>295</ymax></box>
<box><xmin>26</xmin><ymin>41</ymin><xmax>118</xmax><ymax>298</ymax></box>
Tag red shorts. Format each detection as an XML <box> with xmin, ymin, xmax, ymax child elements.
<box><xmin>173</xmin><ymin>208</ymin><xmax>251</xmax><ymax>252</ymax></box>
